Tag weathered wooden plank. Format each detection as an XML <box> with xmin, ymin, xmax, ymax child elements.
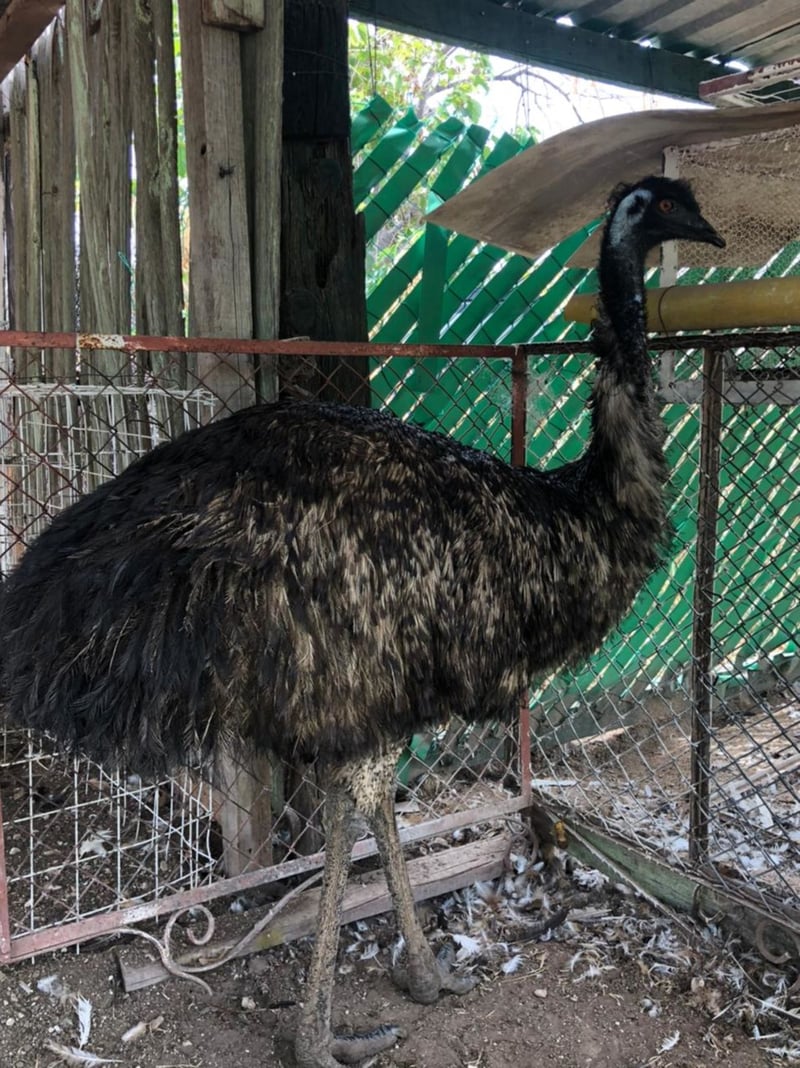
<box><xmin>66</xmin><ymin>0</ymin><xmax>131</xmax><ymax>379</ymax></box>
<box><xmin>151</xmin><ymin>0</ymin><xmax>184</xmax><ymax>343</ymax></box>
<box><xmin>24</xmin><ymin>52</ymin><xmax>42</xmax><ymax>359</ymax></box>
<box><xmin>7</xmin><ymin>63</ymin><xmax>41</xmax><ymax>381</ymax></box>
<box><xmin>564</xmin><ymin>814</ymin><xmax>800</xmax><ymax>962</ymax></box>
<box><xmin>118</xmin><ymin>833</ymin><xmax>511</xmax><ymax>992</ymax></box>
<box><xmin>127</xmin><ymin>1</ymin><xmax>169</xmax><ymax>341</ymax></box>
<box><xmin>36</xmin><ymin>18</ymin><xmax>76</xmax><ymax>379</ymax></box>
<box><xmin>241</xmin><ymin>0</ymin><xmax>283</xmax><ymax>401</ymax></box>
<box><xmin>177</xmin><ymin>0</ymin><xmax>254</xmax><ymax>411</ymax></box>
<box><xmin>202</xmin><ymin>0</ymin><xmax>265</xmax><ymax>31</ymax></box>
<box><xmin>124</xmin><ymin>0</ymin><xmax>185</xmax><ymax>441</ymax></box>
<box><xmin>151</xmin><ymin>0</ymin><xmax>187</xmax><ymax>424</ymax></box>
<box><xmin>6</xmin><ymin>66</ymin><xmax>27</xmax><ymax>337</ymax></box>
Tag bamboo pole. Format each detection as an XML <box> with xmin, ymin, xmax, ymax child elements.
<box><xmin>565</xmin><ymin>276</ymin><xmax>800</xmax><ymax>332</ymax></box>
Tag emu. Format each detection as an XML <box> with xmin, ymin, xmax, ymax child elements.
<box><xmin>0</xmin><ymin>176</ymin><xmax>723</xmax><ymax>1067</ymax></box>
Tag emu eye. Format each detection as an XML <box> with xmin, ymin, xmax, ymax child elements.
<box><xmin>658</xmin><ymin>198</ymin><xmax>676</xmax><ymax>214</ymax></box>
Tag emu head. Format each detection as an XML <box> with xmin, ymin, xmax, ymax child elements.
<box><xmin>607</xmin><ymin>176</ymin><xmax>726</xmax><ymax>254</ymax></box>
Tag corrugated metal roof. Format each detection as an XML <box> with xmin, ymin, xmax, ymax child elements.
<box><xmin>498</xmin><ymin>0</ymin><xmax>800</xmax><ymax>68</ymax></box>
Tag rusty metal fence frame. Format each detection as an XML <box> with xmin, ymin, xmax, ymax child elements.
<box><xmin>0</xmin><ymin>328</ymin><xmax>797</xmax><ymax>967</ymax></box>
<box><xmin>0</xmin><ymin>330</ymin><xmax>537</xmax><ymax>966</ymax></box>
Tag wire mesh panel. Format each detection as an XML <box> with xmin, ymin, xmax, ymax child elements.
<box><xmin>0</xmin><ymin>338</ymin><xmax>528</xmax><ymax>960</ymax></box>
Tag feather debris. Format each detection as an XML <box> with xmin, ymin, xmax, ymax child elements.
<box><xmin>37</xmin><ymin>974</ymin><xmax>94</xmax><ymax>1049</ymax></box>
<box><xmin>502</xmin><ymin>954</ymin><xmax>523</xmax><ymax>975</ymax></box>
<box><xmin>37</xmin><ymin>974</ymin><xmax>68</xmax><ymax>999</ymax></box>
<box><xmin>657</xmin><ymin>1030</ymin><xmax>680</xmax><ymax>1053</ymax></box>
<box><xmin>43</xmin><ymin>1042</ymin><xmax>122</xmax><ymax>1066</ymax></box>
<box><xmin>74</xmin><ymin>995</ymin><xmax>92</xmax><ymax>1049</ymax></box>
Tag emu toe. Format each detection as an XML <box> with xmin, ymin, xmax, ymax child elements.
<box><xmin>295</xmin><ymin>1023</ymin><xmax>405</xmax><ymax>1067</ymax></box>
<box><xmin>392</xmin><ymin>942</ymin><xmax>476</xmax><ymax>1004</ymax></box>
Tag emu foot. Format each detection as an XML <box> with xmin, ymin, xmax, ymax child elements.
<box><xmin>296</xmin><ymin>1023</ymin><xmax>405</xmax><ymax>1067</ymax></box>
<box><xmin>331</xmin><ymin>1024</ymin><xmax>407</xmax><ymax>1064</ymax></box>
<box><xmin>392</xmin><ymin>942</ymin><xmax>476</xmax><ymax>1004</ymax></box>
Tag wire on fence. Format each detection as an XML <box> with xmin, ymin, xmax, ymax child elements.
<box><xmin>0</xmin><ymin>331</ymin><xmax>797</xmax><ymax>962</ymax></box>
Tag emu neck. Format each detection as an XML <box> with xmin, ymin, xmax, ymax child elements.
<box><xmin>583</xmin><ymin>226</ymin><xmax>667</xmax><ymax>517</ymax></box>
<box><xmin>598</xmin><ymin>232</ymin><xmax>649</xmax><ymax>380</ymax></box>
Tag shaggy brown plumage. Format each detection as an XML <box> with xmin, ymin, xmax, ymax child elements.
<box><xmin>0</xmin><ymin>176</ymin><xmax>724</xmax><ymax>1068</ymax></box>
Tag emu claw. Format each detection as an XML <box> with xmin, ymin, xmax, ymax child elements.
<box><xmin>296</xmin><ymin>1024</ymin><xmax>404</xmax><ymax>1067</ymax></box>
<box><xmin>436</xmin><ymin>943</ymin><xmax>477</xmax><ymax>995</ymax></box>
<box><xmin>330</xmin><ymin>1024</ymin><xmax>406</xmax><ymax>1064</ymax></box>
<box><xmin>392</xmin><ymin>942</ymin><xmax>476</xmax><ymax>1003</ymax></box>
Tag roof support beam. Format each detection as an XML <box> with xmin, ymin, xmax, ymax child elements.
<box><xmin>0</xmin><ymin>0</ymin><xmax>63</xmax><ymax>83</ymax></box>
<box><xmin>349</xmin><ymin>0</ymin><xmax>719</xmax><ymax>101</ymax></box>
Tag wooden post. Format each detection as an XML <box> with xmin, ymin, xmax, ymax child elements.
<box><xmin>66</xmin><ymin>0</ymin><xmax>131</xmax><ymax>357</ymax></box>
<box><xmin>276</xmin><ymin>0</ymin><xmax>369</xmax><ymax>851</ymax></box>
<box><xmin>178</xmin><ymin>2</ymin><xmax>272</xmax><ymax>876</ymax></box>
<box><xmin>178</xmin><ymin>0</ymin><xmax>254</xmax><ymax>410</ymax></box>
<box><xmin>280</xmin><ymin>0</ymin><xmax>369</xmax><ymax>405</ymax></box>
<box><xmin>242</xmin><ymin>0</ymin><xmax>283</xmax><ymax>402</ymax></box>
<box><xmin>36</xmin><ymin>19</ymin><xmax>76</xmax><ymax>380</ymax></box>
<box><xmin>689</xmin><ymin>346</ymin><xmax>724</xmax><ymax>864</ymax></box>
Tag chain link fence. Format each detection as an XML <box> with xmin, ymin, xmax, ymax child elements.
<box><xmin>531</xmin><ymin>334</ymin><xmax>800</xmax><ymax>948</ymax></box>
<box><xmin>0</xmin><ymin>330</ymin><xmax>797</xmax><ymax>964</ymax></box>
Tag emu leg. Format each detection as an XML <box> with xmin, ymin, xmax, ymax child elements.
<box><xmin>294</xmin><ymin>781</ymin><xmax>403</xmax><ymax>1068</ymax></box>
<box><xmin>359</xmin><ymin>758</ymin><xmax>476</xmax><ymax>1004</ymax></box>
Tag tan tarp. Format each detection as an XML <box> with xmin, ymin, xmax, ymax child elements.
<box><xmin>426</xmin><ymin>101</ymin><xmax>800</xmax><ymax>268</ymax></box>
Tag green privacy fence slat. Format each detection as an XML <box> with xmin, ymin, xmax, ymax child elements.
<box><xmin>362</xmin><ymin>117</ymin><xmax>466</xmax><ymax>241</ymax></box>
<box><xmin>356</xmin><ymin>99</ymin><xmax>799</xmax><ymax>715</ymax></box>
<box><xmin>367</xmin><ymin>120</ymin><xmax>532</xmax><ymax>340</ymax></box>
<box><xmin>368</xmin><ymin>240</ymin><xmax>425</xmax><ymax>335</ymax></box>
<box><xmin>351</xmin><ymin>96</ymin><xmax>395</xmax><ymax>154</ymax></box>
<box><xmin>354</xmin><ymin>106</ymin><xmax>423</xmax><ymax>209</ymax></box>
<box><xmin>431</xmin><ymin>123</ymin><xmax>489</xmax><ymax>201</ymax></box>
<box><xmin>417</xmin><ymin>224</ymin><xmax>449</xmax><ymax>343</ymax></box>
<box><xmin>415</xmin><ymin>127</ymin><xmax>491</xmax><ymax>343</ymax></box>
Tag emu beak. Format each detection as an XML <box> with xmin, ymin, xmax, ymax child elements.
<box><xmin>694</xmin><ymin>216</ymin><xmax>726</xmax><ymax>249</ymax></box>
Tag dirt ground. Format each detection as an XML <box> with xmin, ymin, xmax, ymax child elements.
<box><xmin>0</xmin><ymin>900</ymin><xmax>785</xmax><ymax>1068</ymax></box>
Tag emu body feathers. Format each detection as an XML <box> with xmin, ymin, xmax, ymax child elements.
<box><xmin>1</xmin><ymin>399</ymin><xmax>657</xmax><ymax>770</ymax></box>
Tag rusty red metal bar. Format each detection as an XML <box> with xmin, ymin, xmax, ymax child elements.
<box><xmin>0</xmin><ymin>330</ymin><xmax>523</xmax><ymax>360</ymax></box>
<box><xmin>0</xmin><ymin>792</ymin><xmax>11</xmax><ymax>961</ymax></box>
<box><xmin>510</xmin><ymin>347</ymin><xmax>528</xmax><ymax>467</ymax></box>
<box><xmin>4</xmin><ymin>328</ymin><xmax>793</xmax><ymax>361</ymax></box>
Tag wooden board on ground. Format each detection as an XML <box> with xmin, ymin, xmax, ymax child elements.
<box><xmin>119</xmin><ymin>833</ymin><xmax>511</xmax><ymax>992</ymax></box>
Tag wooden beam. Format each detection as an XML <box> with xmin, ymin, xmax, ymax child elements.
<box><xmin>118</xmin><ymin>834</ymin><xmax>511</xmax><ymax>992</ymax></box>
<box><xmin>563</xmin><ymin>814</ymin><xmax>800</xmax><ymax>962</ymax></box>
<box><xmin>0</xmin><ymin>0</ymin><xmax>63</xmax><ymax>83</ymax></box>
<box><xmin>349</xmin><ymin>0</ymin><xmax>719</xmax><ymax>101</ymax></box>
<box><xmin>281</xmin><ymin>0</ymin><xmax>370</xmax><ymax>404</ymax></box>
<box><xmin>202</xmin><ymin>0</ymin><xmax>265</xmax><ymax>31</ymax></box>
